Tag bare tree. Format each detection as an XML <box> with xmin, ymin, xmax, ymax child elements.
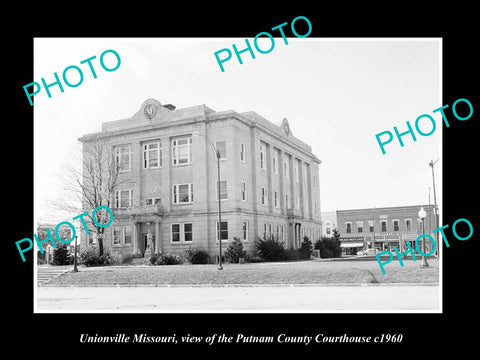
<box><xmin>52</xmin><ymin>133</ymin><xmax>128</xmax><ymax>256</ymax></box>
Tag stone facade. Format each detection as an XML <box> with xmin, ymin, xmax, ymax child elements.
<box><xmin>79</xmin><ymin>99</ymin><xmax>322</xmax><ymax>260</ymax></box>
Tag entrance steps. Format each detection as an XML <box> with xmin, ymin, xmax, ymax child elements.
<box><xmin>37</xmin><ymin>266</ymin><xmax>71</xmax><ymax>286</ymax></box>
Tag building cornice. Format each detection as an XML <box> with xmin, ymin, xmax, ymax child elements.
<box><xmin>79</xmin><ymin>101</ymin><xmax>322</xmax><ymax>164</ymax></box>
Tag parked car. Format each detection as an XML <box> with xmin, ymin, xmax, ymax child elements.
<box><xmin>357</xmin><ymin>248</ymin><xmax>376</xmax><ymax>256</ymax></box>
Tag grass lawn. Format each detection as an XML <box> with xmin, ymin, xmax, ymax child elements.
<box><xmin>44</xmin><ymin>258</ymin><xmax>439</xmax><ymax>286</ymax></box>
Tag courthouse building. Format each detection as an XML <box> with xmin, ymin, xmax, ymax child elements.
<box><xmin>336</xmin><ymin>205</ymin><xmax>437</xmax><ymax>255</ymax></box>
<box><xmin>79</xmin><ymin>99</ymin><xmax>322</xmax><ymax>261</ymax></box>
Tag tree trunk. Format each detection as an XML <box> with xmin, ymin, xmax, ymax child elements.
<box><xmin>97</xmin><ymin>227</ymin><xmax>105</xmax><ymax>256</ymax></box>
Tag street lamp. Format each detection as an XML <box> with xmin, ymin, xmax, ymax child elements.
<box><xmin>192</xmin><ymin>131</ymin><xmax>223</xmax><ymax>270</ymax></box>
<box><xmin>418</xmin><ymin>207</ymin><xmax>429</xmax><ymax>268</ymax></box>
<box><xmin>73</xmin><ymin>235</ymin><xmax>78</xmax><ymax>272</ymax></box>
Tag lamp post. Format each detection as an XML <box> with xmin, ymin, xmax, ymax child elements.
<box><xmin>73</xmin><ymin>235</ymin><xmax>78</xmax><ymax>272</ymax></box>
<box><xmin>193</xmin><ymin>131</ymin><xmax>223</xmax><ymax>270</ymax></box>
<box><xmin>418</xmin><ymin>207</ymin><xmax>429</xmax><ymax>268</ymax></box>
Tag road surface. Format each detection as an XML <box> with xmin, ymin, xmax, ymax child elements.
<box><xmin>36</xmin><ymin>285</ymin><xmax>440</xmax><ymax>312</ymax></box>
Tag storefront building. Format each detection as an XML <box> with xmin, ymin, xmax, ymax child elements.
<box><xmin>336</xmin><ymin>205</ymin><xmax>437</xmax><ymax>255</ymax></box>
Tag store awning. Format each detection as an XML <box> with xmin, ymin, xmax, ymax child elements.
<box><xmin>340</xmin><ymin>242</ymin><xmax>364</xmax><ymax>248</ymax></box>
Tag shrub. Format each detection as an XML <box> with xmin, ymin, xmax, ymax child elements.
<box><xmin>183</xmin><ymin>246</ymin><xmax>210</xmax><ymax>264</ymax></box>
<box><xmin>314</xmin><ymin>237</ymin><xmax>342</xmax><ymax>258</ymax></box>
<box><xmin>225</xmin><ymin>236</ymin><xmax>247</xmax><ymax>263</ymax></box>
<box><xmin>184</xmin><ymin>246</ymin><xmax>201</xmax><ymax>263</ymax></box>
<box><xmin>246</xmin><ymin>255</ymin><xmax>265</xmax><ymax>263</ymax></box>
<box><xmin>284</xmin><ymin>248</ymin><xmax>301</xmax><ymax>261</ymax></box>
<box><xmin>150</xmin><ymin>253</ymin><xmax>160</xmax><ymax>265</ymax></box>
<box><xmin>256</xmin><ymin>236</ymin><xmax>286</xmax><ymax>262</ymax></box>
<box><xmin>299</xmin><ymin>236</ymin><xmax>313</xmax><ymax>260</ymax></box>
<box><xmin>52</xmin><ymin>245</ymin><xmax>71</xmax><ymax>265</ymax></box>
<box><xmin>150</xmin><ymin>253</ymin><xmax>182</xmax><ymax>265</ymax></box>
<box><xmin>37</xmin><ymin>251</ymin><xmax>46</xmax><ymax>265</ymax></box>
<box><xmin>99</xmin><ymin>248</ymin><xmax>117</xmax><ymax>265</ymax></box>
<box><xmin>80</xmin><ymin>246</ymin><xmax>100</xmax><ymax>266</ymax></box>
<box><xmin>190</xmin><ymin>249</ymin><xmax>210</xmax><ymax>264</ymax></box>
<box><xmin>80</xmin><ymin>246</ymin><xmax>116</xmax><ymax>266</ymax></box>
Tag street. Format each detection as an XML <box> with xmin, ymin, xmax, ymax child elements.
<box><xmin>36</xmin><ymin>285</ymin><xmax>440</xmax><ymax>312</ymax></box>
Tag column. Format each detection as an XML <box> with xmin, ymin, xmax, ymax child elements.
<box><xmin>266</xmin><ymin>142</ymin><xmax>273</xmax><ymax>213</ymax></box>
<box><xmin>250</xmin><ymin>126</ymin><xmax>259</xmax><ymax>239</ymax></box>
<box><xmin>135</xmin><ymin>141</ymin><xmax>142</xmax><ymax>208</ymax></box>
<box><xmin>133</xmin><ymin>220</ymin><xmax>139</xmax><ymax>256</ymax></box>
<box><xmin>278</xmin><ymin>149</ymin><xmax>285</xmax><ymax>215</ymax></box>
<box><xmin>155</xmin><ymin>221</ymin><xmax>161</xmax><ymax>254</ymax></box>
<box><xmin>298</xmin><ymin>160</ymin><xmax>304</xmax><ymax>218</ymax></box>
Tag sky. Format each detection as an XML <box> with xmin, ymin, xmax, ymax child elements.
<box><xmin>34</xmin><ymin>38</ymin><xmax>441</xmax><ymax>223</ymax></box>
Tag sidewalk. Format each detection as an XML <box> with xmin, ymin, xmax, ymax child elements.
<box><xmin>36</xmin><ymin>285</ymin><xmax>440</xmax><ymax>312</ymax></box>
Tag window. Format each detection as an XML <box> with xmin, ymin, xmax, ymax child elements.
<box><xmin>285</xmin><ymin>193</ymin><xmax>290</xmax><ymax>209</ymax></box>
<box><xmin>113</xmin><ymin>227</ymin><xmax>121</xmax><ymax>245</ymax></box>
<box><xmin>274</xmin><ymin>191</ymin><xmax>279</xmax><ymax>208</ymax></box>
<box><xmin>242</xmin><ymin>221</ymin><xmax>248</xmax><ymax>241</ymax></box>
<box><xmin>260</xmin><ymin>144</ymin><xmax>265</xmax><ymax>170</ymax></box>
<box><xmin>393</xmin><ymin>220</ymin><xmax>399</xmax><ymax>231</ymax></box>
<box><xmin>314</xmin><ymin>202</ymin><xmax>318</xmax><ymax>215</ymax></box>
<box><xmin>171</xmin><ymin>224</ymin><xmax>180</xmax><ymax>242</ymax></box>
<box><xmin>261</xmin><ymin>187</ymin><xmax>267</xmax><ymax>205</ymax></box>
<box><xmin>216</xmin><ymin>221</ymin><xmax>228</xmax><ymax>241</ymax></box>
<box><xmin>381</xmin><ymin>220</ymin><xmax>387</xmax><ymax>232</ymax></box>
<box><xmin>240</xmin><ymin>142</ymin><xmax>246</xmax><ymax>162</ymax></box>
<box><xmin>272</xmin><ymin>151</ymin><xmax>278</xmax><ymax>174</ymax></box>
<box><xmin>357</xmin><ymin>221</ymin><xmax>363</xmax><ymax>233</ymax></box>
<box><xmin>173</xmin><ymin>184</ymin><xmax>193</xmax><ymax>204</ymax></box>
<box><xmin>263</xmin><ymin>223</ymin><xmax>267</xmax><ymax>238</ymax></box>
<box><xmin>184</xmin><ymin>223</ymin><xmax>193</xmax><ymax>242</ymax></box>
<box><xmin>172</xmin><ymin>137</ymin><xmax>192</xmax><ymax>165</ymax></box>
<box><xmin>326</xmin><ymin>227</ymin><xmax>331</xmax><ymax>235</ymax></box>
<box><xmin>241</xmin><ymin>181</ymin><xmax>247</xmax><ymax>201</ymax></box>
<box><xmin>281</xmin><ymin>224</ymin><xmax>285</xmax><ymax>241</ymax></box>
<box><xmin>146</xmin><ymin>197</ymin><xmax>161</xmax><ymax>205</ymax></box>
<box><xmin>294</xmin><ymin>162</ymin><xmax>299</xmax><ymax>183</ymax></box>
<box><xmin>216</xmin><ymin>180</ymin><xmax>228</xmax><ymax>200</ymax></box>
<box><xmin>171</xmin><ymin>223</ymin><xmax>192</xmax><ymax>243</ymax></box>
<box><xmin>368</xmin><ymin>220</ymin><xmax>374</xmax><ymax>232</ymax></box>
<box><xmin>276</xmin><ymin>224</ymin><xmax>280</xmax><ymax>240</ymax></box>
<box><xmin>124</xmin><ymin>226</ymin><xmax>132</xmax><ymax>244</ymax></box>
<box><xmin>115</xmin><ymin>189</ymin><xmax>132</xmax><ymax>208</ymax></box>
<box><xmin>346</xmin><ymin>222</ymin><xmax>352</xmax><ymax>234</ymax></box>
<box><xmin>143</xmin><ymin>142</ymin><xmax>161</xmax><ymax>168</ymax></box>
<box><xmin>115</xmin><ymin>146</ymin><xmax>131</xmax><ymax>172</ymax></box>
<box><xmin>284</xmin><ymin>158</ymin><xmax>289</xmax><ymax>178</ymax></box>
<box><xmin>215</xmin><ymin>140</ymin><xmax>227</xmax><ymax>159</ymax></box>
<box><xmin>313</xmin><ymin>175</ymin><xmax>317</xmax><ymax>188</ymax></box>
<box><xmin>405</xmin><ymin>219</ymin><xmax>412</xmax><ymax>231</ymax></box>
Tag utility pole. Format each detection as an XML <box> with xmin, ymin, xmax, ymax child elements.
<box><xmin>429</xmin><ymin>159</ymin><xmax>439</xmax><ymax>257</ymax></box>
<box><xmin>372</xmin><ymin>207</ymin><xmax>376</xmax><ymax>254</ymax></box>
